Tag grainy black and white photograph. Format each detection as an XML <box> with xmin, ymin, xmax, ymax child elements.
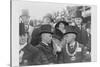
<box><xmin>11</xmin><ymin>0</ymin><xmax>97</xmax><ymax>67</ymax></box>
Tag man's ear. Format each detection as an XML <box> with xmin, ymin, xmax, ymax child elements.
<box><xmin>73</xmin><ymin>34</ymin><xmax>77</xmax><ymax>40</ymax></box>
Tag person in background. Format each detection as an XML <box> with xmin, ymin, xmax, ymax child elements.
<box><xmin>58</xmin><ymin>27</ymin><xmax>91</xmax><ymax>63</ymax></box>
<box><xmin>28</xmin><ymin>20</ymin><xmax>35</xmax><ymax>44</ymax></box>
<box><xmin>53</xmin><ymin>21</ymin><xmax>69</xmax><ymax>41</ymax></box>
<box><xmin>86</xmin><ymin>22</ymin><xmax>91</xmax><ymax>52</ymax></box>
<box><xmin>84</xmin><ymin>16</ymin><xmax>91</xmax><ymax>52</ymax></box>
<box><xmin>19</xmin><ymin>22</ymin><xmax>27</xmax><ymax>50</ymax></box>
<box><xmin>20</xmin><ymin>9</ymin><xmax>30</xmax><ymax>33</ymax></box>
<box><xmin>53</xmin><ymin>21</ymin><xmax>72</xmax><ymax>63</ymax></box>
<box><xmin>30</xmin><ymin>26</ymin><xmax>41</xmax><ymax>46</ymax></box>
<box><xmin>42</xmin><ymin>15</ymin><xmax>54</xmax><ymax>26</ymax></box>
<box><xmin>73</xmin><ymin>16</ymin><xmax>88</xmax><ymax>46</ymax></box>
<box><xmin>19</xmin><ymin>22</ymin><xmax>45</xmax><ymax>66</ymax></box>
<box><xmin>28</xmin><ymin>20</ymin><xmax>34</xmax><ymax>36</ymax></box>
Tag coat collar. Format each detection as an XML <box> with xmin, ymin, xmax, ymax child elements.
<box><xmin>40</xmin><ymin>42</ymin><xmax>50</xmax><ymax>49</ymax></box>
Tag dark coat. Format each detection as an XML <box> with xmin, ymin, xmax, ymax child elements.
<box><xmin>58</xmin><ymin>41</ymin><xmax>91</xmax><ymax>63</ymax></box>
<box><xmin>86</xmin><ymin>34</ymin><xmax>91</xmax><ymax>52</ymax></box>
<box><xmin>19</xmin><ymin>22</ymin><xmax>25</xmax><ymax>36</ymax></box>
<box><xmin>53</xmin><ymin>26</ymin><xmax>72</xmax><ymax>41</ymax></box>
<box><xmin>30</xmin><ymin>27</ymin><xmax>41</xmax><ymax>46</ymax></box>
<box><xmin>36</xmin><ymin>42</ymin><xmax>57</xmax><ymax>64</ymax></box>
<box><xmin>53</xmin><ymin>29</ymin><xmax>64</xmax><ymax>41</ymax></box>
<box><xmin>20</xmin><ymin>44</ymin><xmax>48</xmax><ymax>66</ymax></box>
<box><xmin>74</xmin><ymin>26</ymin><xmax>88</xmax><ymax>46</ymax></box>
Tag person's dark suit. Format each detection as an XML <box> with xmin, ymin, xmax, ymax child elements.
<box><xmin>36</xmin><ymin>42</ymin><xmax>57</xmax><ymax>64</ymax></box>
<box><xmin>58</xmin><ymin>41</ymin><xmax>91</xmax><ymax>63</ymax></box>
<box><xmin>74</xmin><ymin>26</ymin><xmax>88</xmax><ymax>46</ymax></box>
<box><xmin>20</xmin><ymin>44</ymin><xmax>48</xmax><ymax>66</ymax></box>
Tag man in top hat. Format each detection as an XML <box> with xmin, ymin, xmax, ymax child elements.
<box><xmin>36</xmin><ymin>24</ymin><xmax>57</xmax><ymax>64</ymax></box>
<box><xmin>19</xmin><ymin>9</ymin><xmax>31</xmax><ymax>33</ymax></box>
<box><xmin>72</xmin><ymin>11</ymin><xmax>88</xmax><ymax>46</ymax></box>
<box><xmin>58</xmin><ymin>27</ymin><xmax>91</xmax><ymax>63</ymax></box>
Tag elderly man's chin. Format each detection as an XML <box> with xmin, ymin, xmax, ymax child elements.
<box><xmin>48</xmin><ymin>40</ymin><xmax>52</xmax><ymax>44</ymax></box>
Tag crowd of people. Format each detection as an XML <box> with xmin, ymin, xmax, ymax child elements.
<box><xmin>19</xmin><ymin>6</ymin><xmax>91</xmax><ymax>66</ymax></box>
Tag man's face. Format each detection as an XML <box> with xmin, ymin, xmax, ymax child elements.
<box><xmin>86</xmin><ymin>28</ymin><xmax>91</xmax><ymax>34</ymax></box>
<box><xmin>42</xmin><ymin>33</ymin><xmax>52</xmax><ymax>44</ymax></box>
<box><xmin>24</xmin><ymin>24</ymin><xmax>29</xmax><ymax>32</ymax></box>
<box><xmin>64</xmin><ymin>33</ymin><xmax>76</xmax><ymax>43</ymax></box>
<box><xmin>74</xmin><ymin>17</ymin><xmax>82</xmax><ymax>25</ymax></box>
<box><xmin>21</xmin><ymin>16</ymin><xmax>30</xmax><ymax>25</ymax></box>
<box><xmin>43</xmin><ymin>17</ymin><xmax>51</xmax><ymax>24</ymax></box>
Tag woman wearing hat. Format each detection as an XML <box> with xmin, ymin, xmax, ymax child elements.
<box><xmin>53</xmin><ymin>21</ymin><xmax>69</xmax><ymax>41</ymax></box>
<box><xmin>52</xmin><ymin>21</ymin><xmax>72</xmax><ymax>63</ymax></box>
<box><xmin>52</xmin><ymin>21</ymin><xmax>70</xmax><ymax>51</ymax></box>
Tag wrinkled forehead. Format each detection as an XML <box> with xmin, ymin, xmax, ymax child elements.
<box><xmin>64</xmin><ymin>33</ymin><xmax>76</xmax><ymax>37</ymax></box>
<box><xmin>75</xmin><ymin>17</ymin><xmax>82</xmax><ymax>20</ymax></box>
<box><xmin>41</xmin><ymin>33</ymin><xmax>52</xmax><ymax>36</ymax></box>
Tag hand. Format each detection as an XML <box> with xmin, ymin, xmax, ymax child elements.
<box><xmin>19</xmin><ymin>51</ymin><xmax>24</xmax><ymax>63</ymax></box>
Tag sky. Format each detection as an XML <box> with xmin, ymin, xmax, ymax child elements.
<box><xmin>12</xmin><ymin>1</ymin><xmax>76</xmax><ymax>20</ymax></box>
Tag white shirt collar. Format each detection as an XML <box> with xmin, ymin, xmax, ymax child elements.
<box><xmin>67</xmin><ymin>41</ymin><xmax>76</xmax><ymax>48</ymax></box>
<box><xmin>42</xmin><ymin>41</ymin><xmax>48</xmax><ymax>46</ymax></box>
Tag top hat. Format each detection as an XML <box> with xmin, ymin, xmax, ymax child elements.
<box><xmin>20</xmin><ymin>9</ymin><xmax>30</xmax><ymax>18</ymax></box>
<box><xmin>39</xmin><ymin>24</ymin><xmax>53</xmax><ymax>35</ymax></box>
<box><xmin>64</xmin><ymin>26</ymin><xmax>78</xmax><ymax>36</ymax></box>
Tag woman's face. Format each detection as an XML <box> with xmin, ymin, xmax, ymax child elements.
<box><xmin>59</xmin><ymin>23</ymin><xmax>65</xmax><ymax>29</ymax></box>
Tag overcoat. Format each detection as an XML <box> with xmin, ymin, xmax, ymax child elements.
<box><xmin>20</xmin><ymin>44</ymin><xmax>48</xmax><ymax>65</ymax></box>
<box><xmin>36</xmin><ymin>42</ymin><xmax>57</xmax><ymax>64</ymax></box>
<box><xmin>58</xmin><ymin>41</ymin><xmax>91</xmax><ymax>63</ymax></box>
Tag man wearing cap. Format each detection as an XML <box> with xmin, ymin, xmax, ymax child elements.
<box><xmin>58</xmin><ymin>27</ymin><xmax>91</xmax><ymax>63</ymax></box>
<box><xmin>36</xmin><ymin>24</ymin><xmax>57</xmax><ymax>64</ymax></box>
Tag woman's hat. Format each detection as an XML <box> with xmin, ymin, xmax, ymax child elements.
<box><xmin>55</xmin><ymin>21</ymin><xmax>69</xmax><ymax>29</ymax></box>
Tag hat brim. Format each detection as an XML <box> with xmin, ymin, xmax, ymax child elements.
<box><xmin>40</xmin><ymin>31</ymin><xmax>53</xmax><ymax>35</ymax></box>
<box><xmin>64</xmin><ymin>32</ymin><xmax>77</xmax><ymax>36</ymax></box>
<box><xmin>55</xmin><ymin>21</ymin><xmax>69</xmax><ymax>29</ymax></box>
